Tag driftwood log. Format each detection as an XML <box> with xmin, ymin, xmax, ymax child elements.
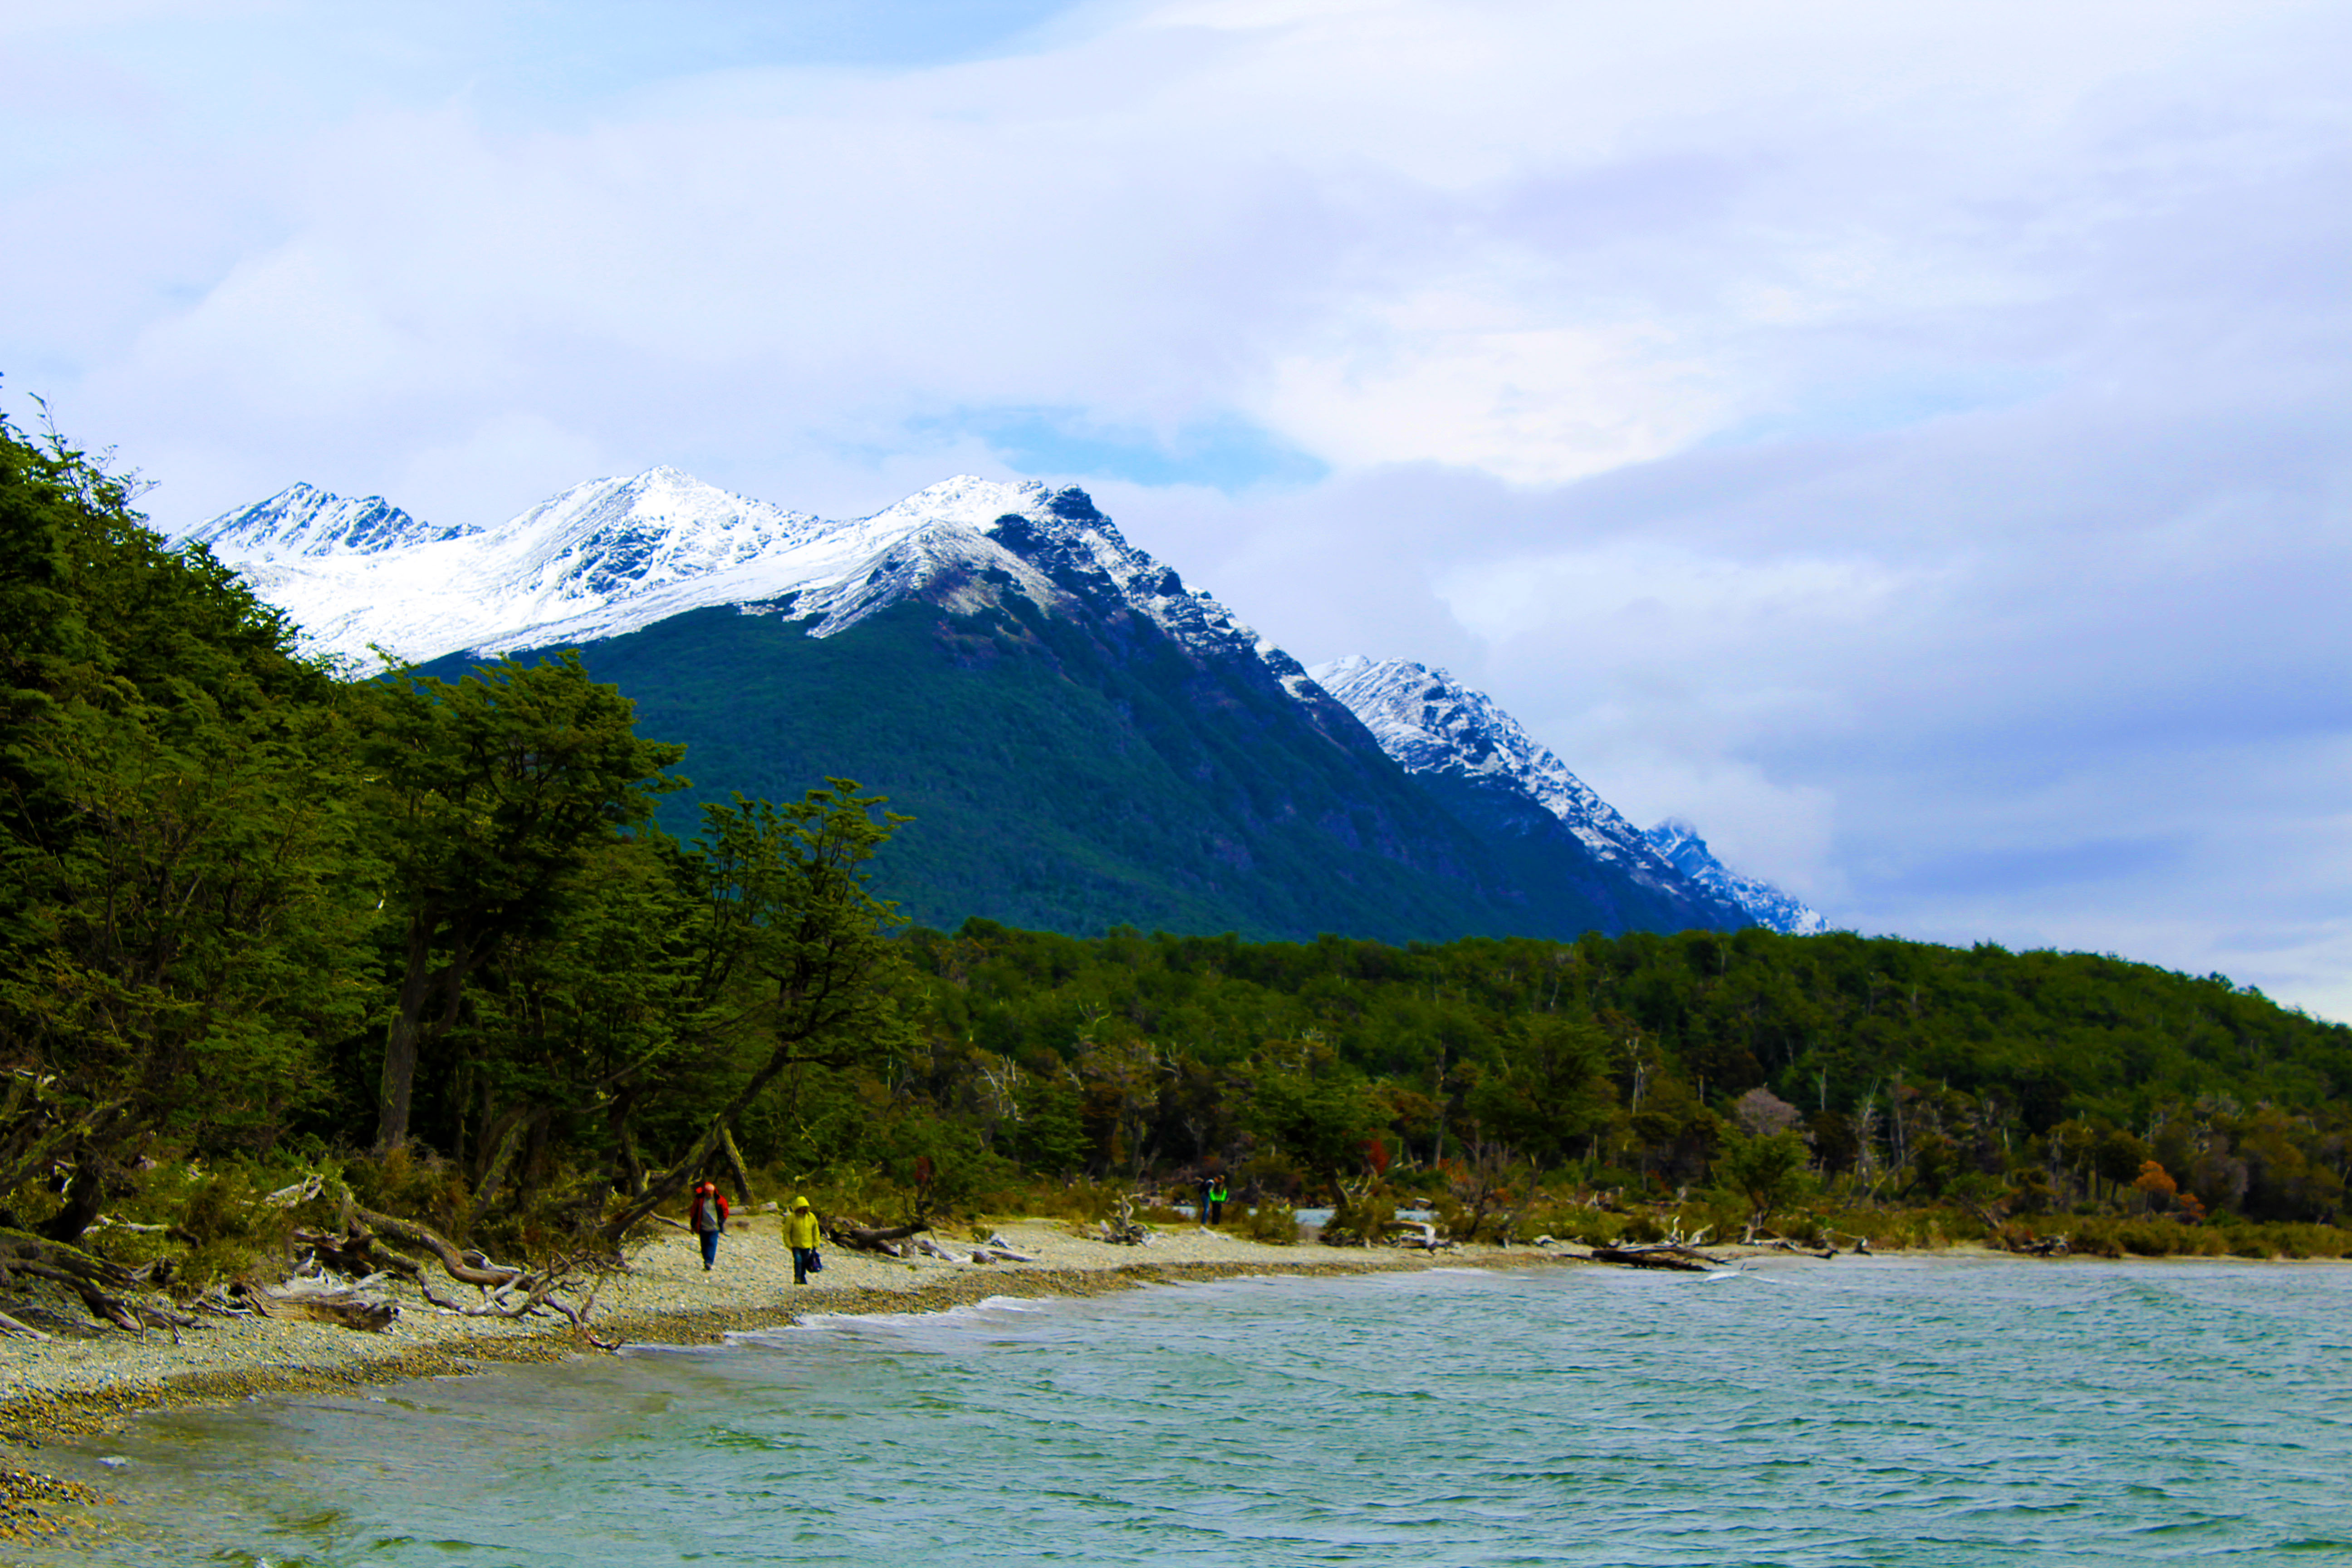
<box><xmin>823</xmin><ymin>1218</ymin><xmax>931</xmax><ymax>1258</ymax></box>
<box><xmin>1381</xmin><ymin>1220</ymin><xmax>1458</xmax><ymax>1252</ymax></box>
<box><xmin>348</xmin><ymin>1205</ymin><xmax>525</xmax><ymax>1289</ymax></box>
<box><xmin>1086</xmin><ymin>1198</ymin><xmax>1152</xmax><ymax>1246</ymax></box>
<box><xmin>236</xmin><ymin>1281</ymin><xmax>398</xmax><ymax>1332</ymax></box>
<box><xmin>0</xmin><ymin>1307</ymin><xmax>51</xmax><ymax>1342</ymax></box>
<box><xmin>905</xmin><ymin>1234</ymin><xmax>1039</xmax><ymax>1265</ymax></box>
<box><xmin>2004</xmin><ymin>1232</ymin><xmax>2069</xmax><ymax>1257</ymax></box>
<box><xmin>292</xmin><ymin>1223</ymin><xmax>425</xmax><ymax>1283</ymax></box>
<box><xmin>291</xmin><ymin>1201</ymin><xmax>616</xmax><ymax>1347</ymax></box>
<box><xmin>1588</xmin><ymin>1245</ymin><xmax>1716</xmax><ymax>1273</ymax></box>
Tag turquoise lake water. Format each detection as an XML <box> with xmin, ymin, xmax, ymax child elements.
<box><xmin>40</xmin><ymin>1257</ymin><xmax>2352</xmax><ymax>1566</ymax></box>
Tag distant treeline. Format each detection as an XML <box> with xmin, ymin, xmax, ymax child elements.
<box><xmin>878</xmin><ymin>921</ymin><xmax>2351</xmax><ymax>1228</ymax></box>
<box><xmin>5</xmin><ymin>407</ymin><xmax>2346</xmax><ymax>1264</ymax></box>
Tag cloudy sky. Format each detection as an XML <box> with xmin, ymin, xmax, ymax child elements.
<box><xmin>7</xmin><ymin>0</ymin><xmax>2349</xmax><ymax>1017</ymax></box>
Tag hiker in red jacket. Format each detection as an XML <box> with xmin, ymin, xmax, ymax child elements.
<box><xmin>690</xmin><ymin>1180</ymin><xmax>731</xmax><ymax>1271</ymax></box>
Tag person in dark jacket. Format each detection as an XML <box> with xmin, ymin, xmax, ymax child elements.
<box><xmin>690</xmin><ymin>1179</ymin><xmax>731</xmax><ymax>1271</ymax></box>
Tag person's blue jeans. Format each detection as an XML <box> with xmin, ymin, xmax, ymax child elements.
<box><xmin>700</xmin><ymin>1229</ymin><xmax>721</xmax><ymax>1269</ymax></box>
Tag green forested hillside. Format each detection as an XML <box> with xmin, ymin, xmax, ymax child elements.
<box><xmin>422</xmin><ymin>589</ymin><xmax>1737</xmax><ymax>947</ymax></box>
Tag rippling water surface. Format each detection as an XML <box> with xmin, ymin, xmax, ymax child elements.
<box><xmin>44</xmin><ymin>1258</ymin><xmax>2352</xmax><ymax>1565</ymax></box>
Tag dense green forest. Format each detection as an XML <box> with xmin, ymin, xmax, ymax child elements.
<box><xmin>5</xmin><ymin>407</ymin><xmax>2349</xmax><ymax>1324</ymax></box>
<box><xmin>881</xmin><ymin>922</ymin><xmax>2350</xmax><ymax>1246</ymax></box>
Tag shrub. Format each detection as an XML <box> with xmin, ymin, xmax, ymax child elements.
<box><xmin>1238</xmin><ymin>1203</ymin><xmax>1300</xmax><ymax>1245</ymax></box>
<box><xmin>1327</xmin><ymin>1184</ymin><xmax>1400</xmax><ymax>1246</ymax></box>
<box><xmin>117</xmin><ymin>1159</ymin><xmax>317</xmax><ymax>1293</ymax></box>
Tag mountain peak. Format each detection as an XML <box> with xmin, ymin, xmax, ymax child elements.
<box><xmin>186</xmin><ymin>482</ymin><xmax>476</xmax><ymax>559</ymax></box>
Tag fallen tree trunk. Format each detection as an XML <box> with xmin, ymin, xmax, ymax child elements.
<box><xmin>1588</xmin><ymin>1245</ymin><xmax>1715</xmax><ymax>1272</ymax></box>
<box><xmin>293</xmin><ymin>1224</ymin><xmax>424</xmax><ymax>1283</ymax></box>
<box><xmin>2001</xmin><ymin>1231</ymin><xmax>2069</xmax><ymax>1257</ymax></box>
<box><xmin>412</xmin><ymin>1250</ymin><xmax>619</xmax><ymax>1349</ymax></box>
<box><xmin>1381</xmin><ymin>1220</ymin><xmax>1457</xmax><ymax>1252</ymax></box>
<box><xmin>824</xmin><ymin>1218</ymin><xmax>931</xmax><ymax>1257</ymax></box>
<box><xmin>240</xmin><ymin>1283</ymin><xmax>397</xmax><ymax>1332</ymax></box>
<box><xmin>975</xmin><ymin>1232</ymin><xmax>1039</xmax><ymax>1263</ymax></box>
<box><xmin>0</xmin><ymin>1307</ymin><xmax>51</xmax><ymax>1342</ymax></box>
<box><xmin>298</xmin><ymin>1193</ymin><xmax>617</xmax><ymax>1348</ymax></box>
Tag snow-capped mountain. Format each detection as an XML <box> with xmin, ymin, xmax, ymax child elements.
<box><xmin>1644</xmin><ymin>819</ymin><xmax>1828</xmax><ymax>936</ymax></box>
<box><xmin>188</xmin><ymin>467</ymin><xmax>1795</xmax><ymax>943</ymax></box>
<box><xmin>1307</xmin><ymin>657</ymin><xmax>1687</xmax><ymax>882</ymax></box>
<box><xmin>1306</xmin><ymin>656</ymin><xmax>1828</xmax><ymax>933</ymax></box>
<box><xmin>184</xmin><ymin>470</ymin><xmax>1301</xmax><ymax>684</ymax></box>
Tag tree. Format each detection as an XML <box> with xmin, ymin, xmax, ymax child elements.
<box><xmin>357</xmin><ymin>654</ymin><xmax>684</xmax><ymax>1152</ymax></box>
<box><xmin>1242</xmin><ymin>1046</ymin><xmax>1386</xmax><ymax>1206</ymax></box>
<box><xmin>1714</xmin><ymin>1128</ymin><xmax>1811</xmax><ymax>1234</ymax></box>
<box><xmin>0</xmin><ymin>404</ymin><xmax>370</xmax><ymax>1240</ymax></box>
<box><xmin>1461</xmin><ymin>1014</ymin><xmax>1614</xmax><ymax>1169</ymax></box>
<box><xmin>453</xmin><ymin>833</ymin><xmax>693</xmax><ymax>1216</ymax></box>
<box><xmin>599</xmin><ymin>782</ymin><xmax>913</xmax><ymax>1242</ymax></box>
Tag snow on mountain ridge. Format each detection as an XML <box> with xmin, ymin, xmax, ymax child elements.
<box><xmin>192</xmin><ymin>470</ymin><xmax>1828</xmax><ymax>936</ymax></box>
<box><xmin>1308</xmin><ymin>656</ymin><xmax>1833</xmax><ymax>928</ymax></box>
<box><xmin>183</xmin><ymin>467</ymin><xmax>848</xmax><ymax>666</ymax></box>
<box><xmin>1306</xmin><ymin>655</ymin><xmax>1671</xmax><ymax>873</ymax></box>
<box><xmin>1644</xmin><ymin>818</ymin><xmax>1829</xmax><ymax>936</ymax></box>
<box><xmin>190</xmin><ymin>482</ymin><xmax>479</xmax><ymax>558</ymax></box>
<box><xmin>185</xmin><ymin>470</ymin><xmax>1297</xmax><ymax>683</ymax></box>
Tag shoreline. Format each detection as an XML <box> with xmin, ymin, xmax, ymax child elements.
<box><xmin>0</xmin><ymin>1218</ymin><xmax>1580</xmax><ymax>1452</ymax></box>
<box><xmin>2</xmin><ymin>1221</ymin><xmax>2342</xmax><ymax>1549</ymax></box>
<box><xmin>7</xmin><ymin>1218</ymin><xmax>2340</xmax><ymax>1454</ymax></box>
<box><xmin>11</xmin><ymin>1221</ymin><xmax>2341</xmax><ymax>1453</ymax></box>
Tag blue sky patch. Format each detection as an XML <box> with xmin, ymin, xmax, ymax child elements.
<box><xmin>925</xmin><ymin>407</ymin><xmax>1330</xmax><ymax>493</ymax></box>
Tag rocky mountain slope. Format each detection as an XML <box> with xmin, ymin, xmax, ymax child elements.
<box><xmin>1306</xmin><ymin>657</ymin><xmax>1812</xmax><ymax>935</ymax></box>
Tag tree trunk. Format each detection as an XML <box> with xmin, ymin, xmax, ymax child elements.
<box><xmin>607</xmin><ymin>1088</ymin><xmax>646</xmax><ymax>1196</ymax></box>
<box><xmin>36</xmin><ymin>1154</ymin><xmax>108</xmax><ymax>1245</ymax></box>
<box><xmin>1589</xmin><ymin>1245</ymin><xmax>1713</xmax><ymax>1272</ymax></box>
<box><xmin>718</xmin><ymin>1126</ymin><xmax>755</xmax><ymax>1205</ymax></box>
<box><xmin>598</xmin><ymin>1028</ymin><xmax>847</xmax><ymax>1245</ymax></box>
<box><xmin>375</xmin><ymin>921</ymin><xmax>435</xmax><ymax>1152</ymax></box>
<box><xmin>465</xmin><ymin>1110</ymin><xmax>533</xmax><ymax>1228</ymax></box>
<box><xmin>348</xmin><ymin>1204</ymin><xmax>523</xmax><ymax>1288</ymax></box>
<box><xmin>826</xmin><ymin>1218</ymin><xmax>931</xmax><ymax>1254</ymax></box>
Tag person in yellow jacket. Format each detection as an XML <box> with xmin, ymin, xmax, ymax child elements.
<box><xmin>784</xmin><ymin>1196</ymin><xmax>822</xmax><ymax>1285</ymax></box>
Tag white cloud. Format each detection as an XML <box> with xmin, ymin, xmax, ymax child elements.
<box><xmin>6</xmin><ymin>0</ymin><xmax>2352</xmax><ymax>1014</ymax></box>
